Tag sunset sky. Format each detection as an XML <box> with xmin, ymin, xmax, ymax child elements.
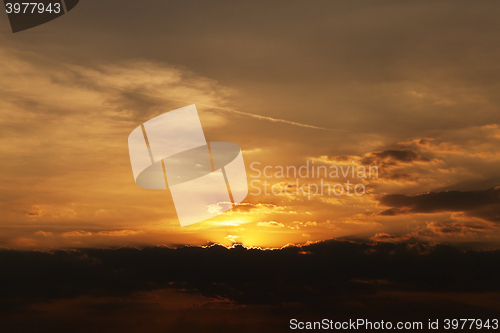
<box><xmin>1</xmin><ymin>1</ymin><xmax>500</xmax><ymax>331</ymax></box>
<box><xmin>2</xmin><ymin>0</ymin><xmax>500</xmax><ymax>250</ymax></box>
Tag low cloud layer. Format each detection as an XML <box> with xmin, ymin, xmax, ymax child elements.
<box><xmin>1</xmin><ymin>239</ymin><xmax>500</xmax><ymax>312</ymax></box>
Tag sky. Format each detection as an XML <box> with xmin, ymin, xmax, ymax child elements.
<box><xmin>1</xmin><ymin>0</ymin><xmax>500</xmax><ymax>249</ymax></box>
<box><xmin>0</xmin><ymin>1</ymin><xmax>500</xmax><ymax>330</ymax></box>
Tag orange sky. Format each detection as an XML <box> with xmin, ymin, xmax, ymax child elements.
<box><xmin>1</xmin><ymin>1</ymin><xmax>500</xmax><ymax>250</ymax></box>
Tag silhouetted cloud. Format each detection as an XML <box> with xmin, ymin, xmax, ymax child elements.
<box><xmin>1</xmin><ymin>239</ymin><xmax>500</xmax><ymax>312</ymax></box>
<box><xmin>378</xmin><ymin>187</ymin><xmax>500</xmax><ymax>222</ymax></box>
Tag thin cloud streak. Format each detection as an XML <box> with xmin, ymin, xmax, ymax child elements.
<box><xmin>109</xmin><ymin>86</ymin><xmax>348</xmax><ymax>133</ymax></box>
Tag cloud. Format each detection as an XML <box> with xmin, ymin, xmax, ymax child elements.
<box><xmin>0</xmin><ymin>45</ymin><xmax>240</xmax><ymax>245</ymax></box>
<box><xmin>256</xmin><ymin>221</ymin><xmax>284</xmax><ymax>228</ymax></box>
<box><xmin>97</xmin><ymin>230</ymin><xmax>140</xmax><ymax>237</ymax></box>
<box><xmin>370</xmin><ymin>219</ymin><xmax>495</xmax><ymax>243</ymax></box>
<box><xmin>26</xmin><ymin>205</ymin><xmax>77</xmax><ymax>219</ymax></box>
<box><xmin>62</xmin><ymin>231</ymin><xmax>93</xmax><ymax>237</ymax></box>
<box><xmin>398</xmin><ymin>138</ymin><xmax>463</xmax><ymax>154</ymax></box>
<box><xmin>62</xmin><ymin>230</ymin><xmax>140</xmax><ymax>237</ymax></box>
<box><xmin>34</xmin><ymin>231</ymin><xmax>53</xmax><ymax>237</ymax></box>
<box><xmin>378</xmin><ymin>187</ymin><xmax>500</xmax><ymax>222</ymax></box>
<box><xmin>361</xmin><ymin>149</ymin><xmax>430</xmax><ymax>166</ymax></box>
<box><xmin>426</xmin><ymin>221</ymin><xmax>493</xmax><ymax>236</ymax></box>
<box><xmin>1</xmin><ymin>239</ymin><xmax>500</xmax><ymax>312</ymax></box>
<box><xmin>225</xmin><ymin>235</ymin><xmax>240</xmax><ymax>243</ymax></box>
<box><xmin>314</xmin><ymin>149</ymin><xmax>435</xmax><ymax>187</ymax></box>
<box><xmin>231</xmin><ymin>203</ymin><xmax>298</xmax><ymax>215</ymax></box>
<box><xmin>370</xmin><ymin>233</ymin><xmax>412</xmax><ymax>242</ymax></box>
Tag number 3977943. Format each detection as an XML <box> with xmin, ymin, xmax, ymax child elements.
<box><xmin>5</xmin><ymin>2</ymin><xmax>61</xmax><ymax>14</ymax></box>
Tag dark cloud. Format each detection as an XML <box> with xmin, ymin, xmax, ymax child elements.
<box><xmin>378</xmin><ymin>187</ymin><xmax>500</xmax><ymax>222</ymax></box>
<box><xmin>370</xmin><ymin>233</ymin><xmax>412</xmax><ymax>242</ymax></box>
<box><xmin>370</xmin><ymin>220</ymin><xmax>495</xmax><ymax>243</ymax></box>
<box><xmin>1</xmin><ymin>239</ymin><xmax>500</xmax><ymax>313</ymax></box>
<box><xmin>386</xmin><ymin>172</ymin><xmax>417</xmax><ymax>181</ymax></box>
<box><xmin>428</xmin><ymin>221</ymin><xmax>493</xmax><ymax>235</ymax></box>
<box><xmin>361</xmin><ymin>149</ymin><xmax>430</xmax><ymax>166</ymax></box>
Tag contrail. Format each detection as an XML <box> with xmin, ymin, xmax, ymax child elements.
<box><xmin>191</xmin><ymin>102</ymin><xmax>338</xmax><ymax>132</ymax></box>
<box><xmin>115</xmin><ymin>87</ymin><xmax>348</xmax><ymax>133</ymax></box>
